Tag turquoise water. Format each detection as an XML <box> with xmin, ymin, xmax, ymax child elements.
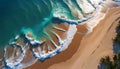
<box><xmin>0</xmin><ymin>0</ymin><xmax>87</xmax><ymax>48</ymax></box>
<box><xmin>0</xmin><ymin>0</ymin><xmax>80</xmax><ymax>48</ymax></box>
<box><xmin>0</xmin><ymin>0</ymin><xmax>52</xmax><ymax>47</ymax></box>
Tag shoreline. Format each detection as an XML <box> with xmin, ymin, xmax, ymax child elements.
<box><xmin>26</xmin><ymin>7</ymin><xmax>120</xmax><ymax>69</ymax></box>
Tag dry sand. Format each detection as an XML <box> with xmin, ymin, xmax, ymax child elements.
<box><xmin>26</xmin><ymin>7</ymin><xmax>120</xmax><ymax>69</ymax></box>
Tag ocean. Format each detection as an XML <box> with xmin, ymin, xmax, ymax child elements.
<box><xmin>0</xmin><ymin>0</ymin><xmax>108</xmax><ymax>69</ymax></box>
<box><xmin>0</xmin><ymin>0</ymin><xmax>53</xmax><ymax>47</ymax></box>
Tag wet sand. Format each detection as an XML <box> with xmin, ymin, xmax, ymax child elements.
<box><xmin>26</xmin><ymin>7</ymin><xmax>120</xmax><ymax>69</ymax></box>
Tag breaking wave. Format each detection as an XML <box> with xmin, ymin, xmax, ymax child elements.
<box><xmin>0</xmin><ymin>0</ymin><xmax>119</xmax><ymax>69</ymax></box>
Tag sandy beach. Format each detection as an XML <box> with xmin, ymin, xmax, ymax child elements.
<box><xmin>26</xmin><ymin>5</ymin><xmax>120</xmax><ymax>69</ymax></box>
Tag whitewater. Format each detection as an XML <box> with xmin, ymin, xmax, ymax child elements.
<box><xmin>0</xmin><ymin>0</ymin><xmax>120</xmax><ymax>69</ymax></box>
